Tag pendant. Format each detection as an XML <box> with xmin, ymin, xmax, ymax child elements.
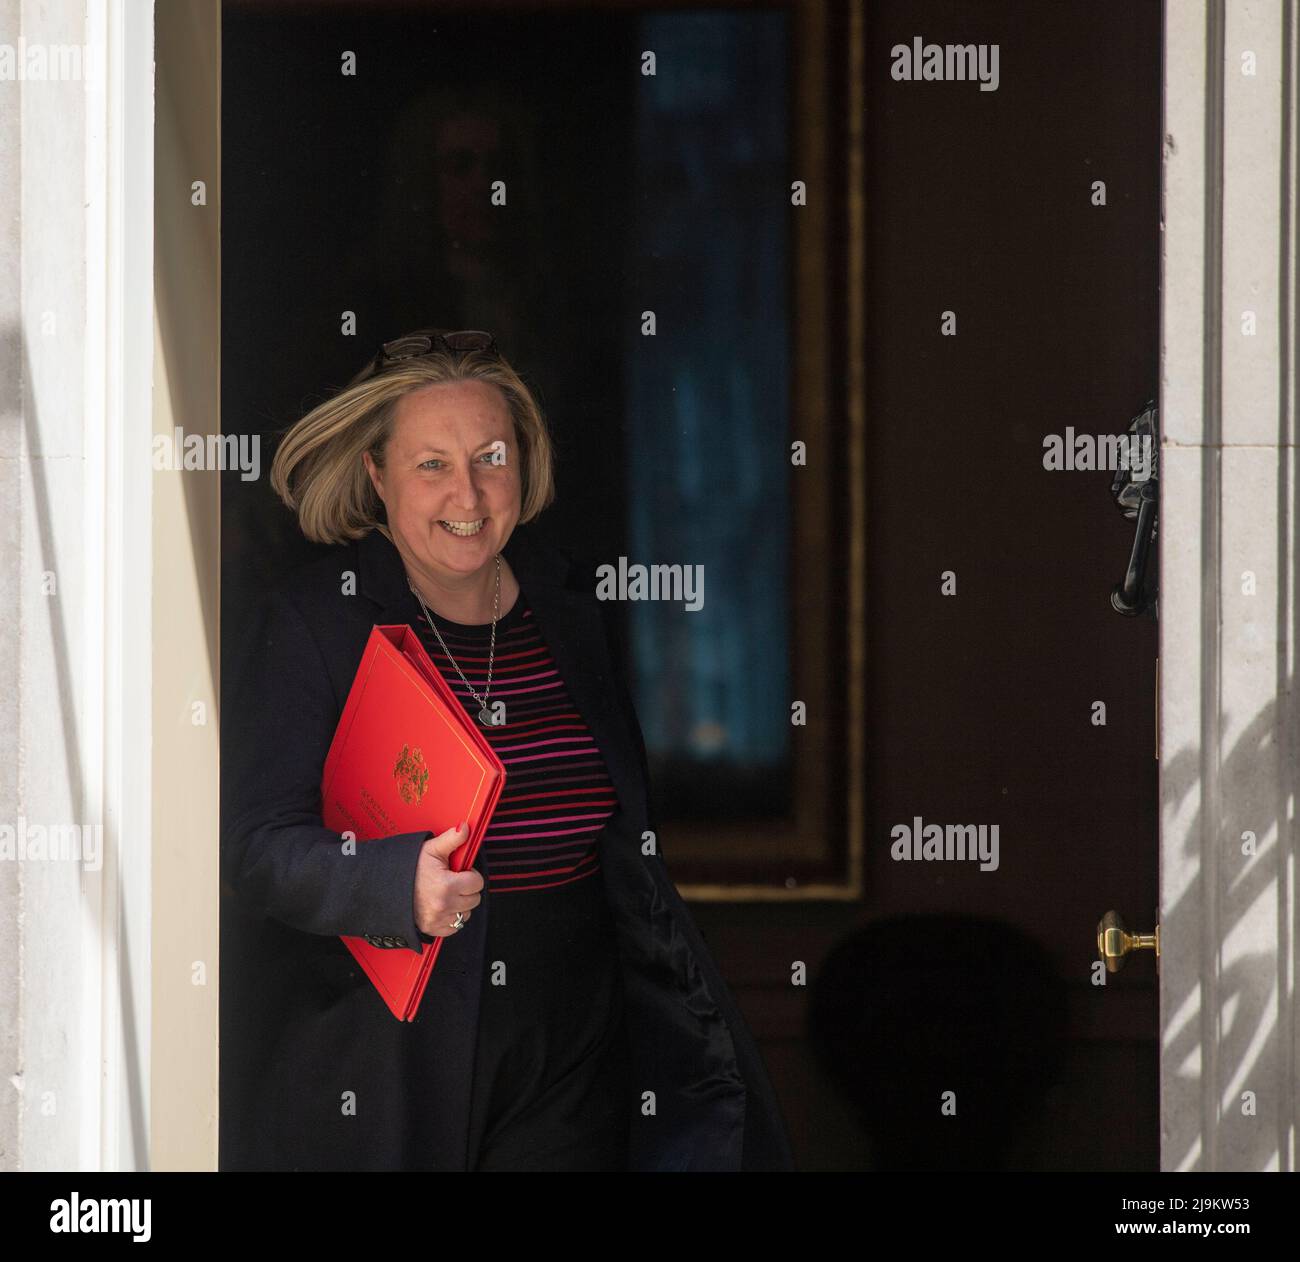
<box><xmin>478</xmin><ymin>708</ymin><xmax>495</xmax><ymax>727</ymax></box>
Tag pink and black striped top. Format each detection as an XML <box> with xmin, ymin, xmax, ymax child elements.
<box><xmin>411</xmin><ymin>592</ymin><xmax>618</xmax><ymax>894</ymax></box>
<box><xmin>412</xmin><ymin>586</ymin><xmax>629</xmax><ymax>1152</ymax></box>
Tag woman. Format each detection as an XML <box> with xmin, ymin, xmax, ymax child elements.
<box><xmin>219</xmin><ymin>328</ymin><xmax>795</xmax><ymax>1172</ymax></box>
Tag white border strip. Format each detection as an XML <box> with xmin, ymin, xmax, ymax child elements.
<box><xmin>81</xmin><ymin>0</ymin><xmax>154</xmax><ymax>1171</ymax></box>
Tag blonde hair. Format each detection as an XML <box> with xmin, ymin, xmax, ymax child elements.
<box><xmin>269</xmin><ymin>334</ymin><xmax>555</xmax><ymax>545</ymax></box>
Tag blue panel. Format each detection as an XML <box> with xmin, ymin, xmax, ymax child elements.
<box><xmin>624</xmin><ymin>11</ymin><xmax>790</xmax><ymax>768</ymax></box>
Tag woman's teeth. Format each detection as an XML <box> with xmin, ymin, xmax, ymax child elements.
<box><xmin>439</xmin><ymin>519</ymin><xmax>486</xmax><ymax>537</ymax></box>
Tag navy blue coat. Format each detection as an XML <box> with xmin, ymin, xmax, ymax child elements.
<box><xmin>219</xmin><ymin>522</ymin><xmax>795</xmax><ymax>1171</ymax></box>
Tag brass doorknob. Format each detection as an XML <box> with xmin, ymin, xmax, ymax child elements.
<box><xmin>1097</xmin><ymin>910</ymin><xmax>1160</xmax><ymax>973</ymax></box>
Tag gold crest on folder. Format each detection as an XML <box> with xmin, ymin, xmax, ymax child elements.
<box><xmin>393</xmin><ymin>744</ymin><xmax>430</xmax><ymax>805</ymax></box>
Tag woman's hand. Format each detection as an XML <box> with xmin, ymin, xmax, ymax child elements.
<box><xmin>413</xmin><ymin>821</ymin><xmax>484</xmax><ymax>937</ymax></box>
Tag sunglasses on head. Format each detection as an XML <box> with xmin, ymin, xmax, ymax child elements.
<box><xmin>369</xmin><ymin>329</ymin><xmax>499</xmax><ymax>375</ymax></box>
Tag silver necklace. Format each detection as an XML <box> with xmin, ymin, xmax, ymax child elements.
<box><xmin>409</xmin><ymin>553</ymin><xmax>501</xmax><ymax>727</ymax></box>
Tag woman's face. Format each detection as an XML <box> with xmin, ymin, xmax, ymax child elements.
<box><xmin>363</xmin><ymin>378</ymin><xmax>521</xmax><ymax>586</ymax></box>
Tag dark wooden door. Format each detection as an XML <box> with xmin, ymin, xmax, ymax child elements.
<box><xmin>700</xmin><ymin>0</ymin><xmax>1163</xmax><ymax>1170</ymax></box>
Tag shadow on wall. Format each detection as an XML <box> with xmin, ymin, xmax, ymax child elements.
<box><xmin>1160</xmin><ymin>703</ymin><xmax>1288</xmax><ymax>1171</ymax></box>
<box><xmin>807</xmin><ymin>914</ymin><xmax>1068</xmax><ymax>1171</ymax></box>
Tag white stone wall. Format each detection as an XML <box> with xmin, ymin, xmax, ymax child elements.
<box><xmin>1161</xmin><ymin>0</ymin><xmax>1300</xmax><ymax>1171</ymax></box>
<box><xmin>0</xmin><ymin>0</ymin><xmax>156</xmax><ymax>1172</ymax></box>
<box><xmin>1</xmin><ymin>0</ymin><xmax>93</xmax><ymax>1175</ymax></box>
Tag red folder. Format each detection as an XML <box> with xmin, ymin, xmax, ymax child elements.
<box><xmin>320</xmin><ymin>624</ymin><xmax>506</xmax><ymax>1020</ymax></box>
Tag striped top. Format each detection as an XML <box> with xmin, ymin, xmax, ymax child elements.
<box><xmin>410</xmin><ymin>584</ymin><xmax>630</xmax><ymax>1162</ymax></box>
<box><xmin>410</xmin><ymin>590</ymin><xmax>618</xmax><ymax>894</ymax></box>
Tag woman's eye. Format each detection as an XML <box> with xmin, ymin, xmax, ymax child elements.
<box><xmin>417</xmin><ymin>452</ymin><xmax>501</xmax><ymax>471</ymax></box>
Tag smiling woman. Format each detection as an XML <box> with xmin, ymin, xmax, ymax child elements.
<box><xmin>222</xmin><ymin>325</ymin><xmax>797</xmax><ymax>1171</ymax></box>
<box><xmin>269</xmin><ymin>327</ymin><xmax>553</xmax><ymax>631</ymax></box>
<box><xmin>360</xmin><ymin>376</ymin><xmax>524</xmax><ymax>626</ymax></box>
